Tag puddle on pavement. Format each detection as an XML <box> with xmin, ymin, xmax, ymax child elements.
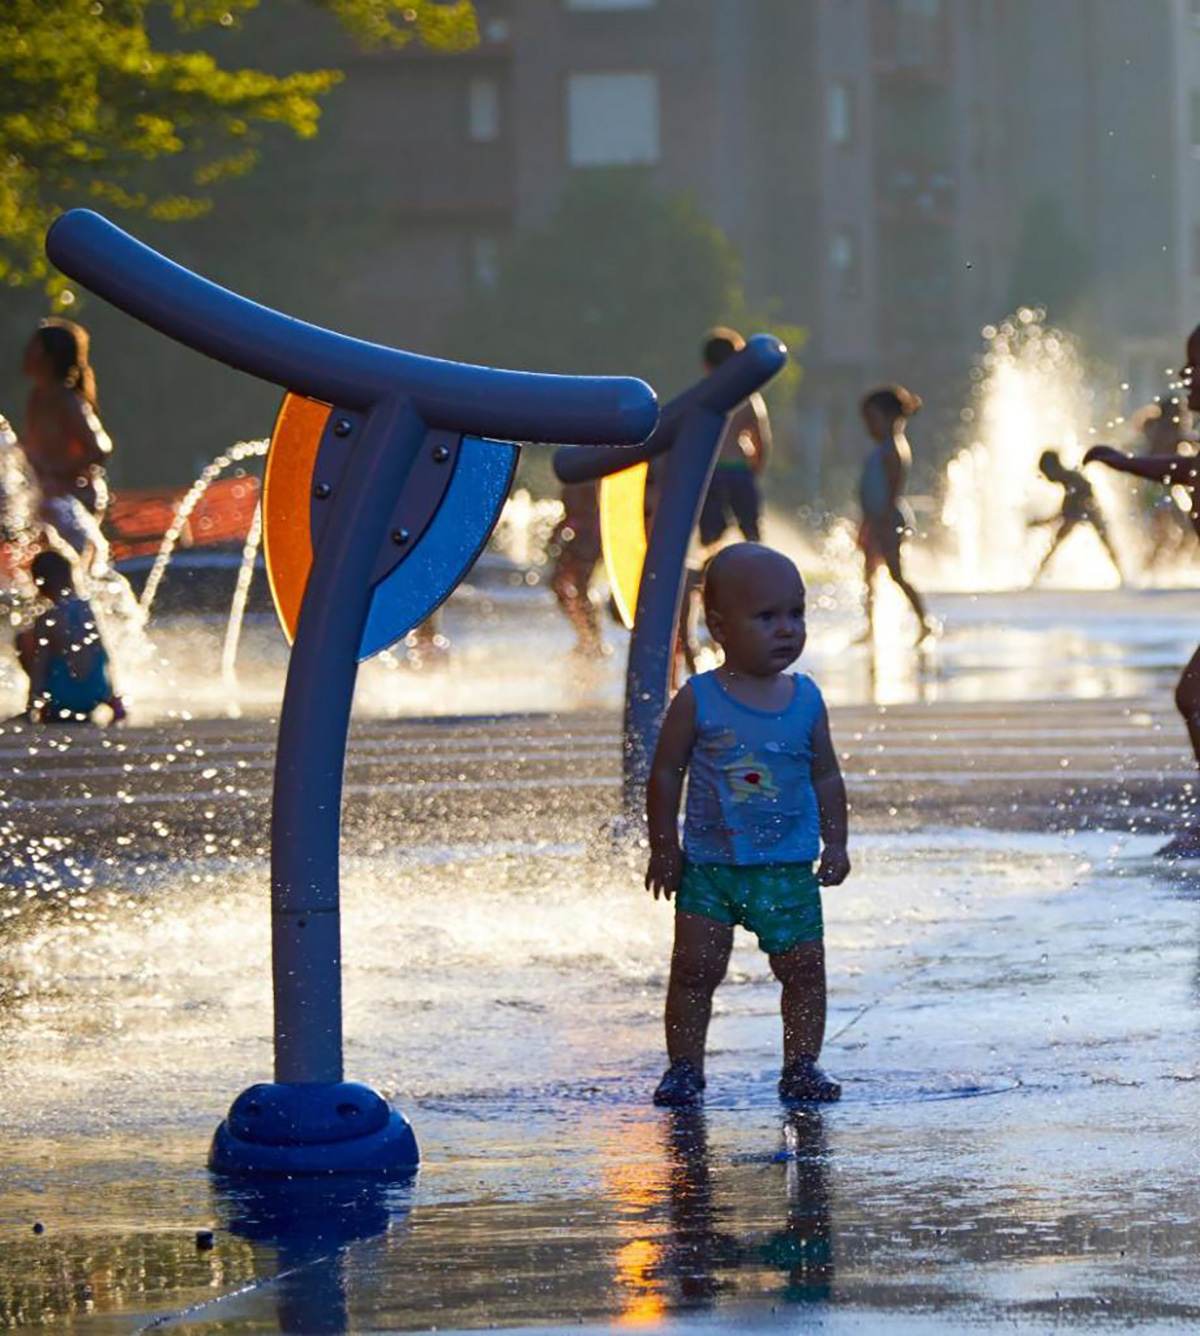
<box><xmin>0</xmin><ymin>830</ymin><xmax>1197</xmax><ymax>1331</ymax></box>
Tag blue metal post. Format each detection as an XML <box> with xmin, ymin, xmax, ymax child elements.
<box><xmin>271</xmin><ymin>398</ymin><xmax>427</xmax><ymax>1084</ymax></box>
<box><xmin>554</xmin><ymin>336</ymin><xmax>788</xmax><ymax>818</ymax></box>
<box><xmin>45</xmin><ymin>210</ymin><xmax>658</xmax><ymax>1174</ymax></box>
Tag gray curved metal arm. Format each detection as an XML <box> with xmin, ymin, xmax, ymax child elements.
<box><xmin>552</xmin><ymin>335</ymin><xmax>786</xmax><ymax>484</ymax></box>
<box><xmin>46</xmin><ymin>210</ymin><xmax>657</xmax><ymax>445</ymax></box>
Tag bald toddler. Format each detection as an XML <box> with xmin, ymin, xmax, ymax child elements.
<box><xmin>645</xmin><ymin>543</ymin><xmax>850</xmax><ymax>1106</ymax></box>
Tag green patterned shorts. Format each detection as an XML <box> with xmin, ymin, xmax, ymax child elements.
<box><xmin>676</xmin><ymin>860</ymin><xmax>823</xmax><ymax>956</ymax></box>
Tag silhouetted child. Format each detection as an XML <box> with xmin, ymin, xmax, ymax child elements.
<box><xmin>683</xmin><ymin>328</ymin><xmax>774</xmax><ymax>671</ymax></box>
<box><xmin>645</xmin><ymin>543</ymin><xmax>850</xmax><ymax>1107</ymax></box>
<box><xmin>858</xmin><ymin>385</ymin><xmax>933</xmax><ymax>643</ymax></box>
<box><xmin>1132</xmin><ymin>395</ymin><xmax>1195</xmax><ymax>571</ymax></box>
<box><xmin>15</xmin><ymin>549</ymin><xmax>124</xmax><ymax>723</ymax></box>
<box><xmin>697</xmin><ymin>327</ymin><xmax>772</xmax><ymax>549</ymax></box>
<box><xmin>1031</xmin><ymin>449</ymin><xmax>1123</xmax><ymax>585</ymax></box>
<box><xmin>1084</xmin><ymin>322</ymin><xmax>1200</xmax><ymax>857</ymax></box>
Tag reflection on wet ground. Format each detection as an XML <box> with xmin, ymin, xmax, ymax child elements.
<box><xmin>1</xmin><ymin>826</ymin><xmax>1197</xmax><ymax>1332</ymax></box>
<box><xmin>0</xmin><ymin>583</ymin><xmax>1197</xmax><ymax>1330</ymax></box>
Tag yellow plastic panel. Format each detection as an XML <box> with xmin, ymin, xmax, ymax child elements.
<box><xmin>599</xmin><ymin>461</ymin><xmax>648</xmax><ymax>630</ymax></box>
<box><xmin>262</xmin><ymin>393</ymin><xmax>330</xmax><ymax>643</ymax></box>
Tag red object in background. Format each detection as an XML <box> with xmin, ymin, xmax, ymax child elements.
<box><xmin>107</xmin><ymin>476</ymin><xmax>260</xmax><ymax>561</ymax></box>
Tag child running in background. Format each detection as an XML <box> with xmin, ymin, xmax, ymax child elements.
<box><xmin>1030</xmin><ymin>449</ymin><xmax>1124</xmax><ymax>585</ymax></box>
<box><xmin>15</xmin><ymin>549</ymin><xmax>124</xmax><ymax>724</ymax></box>
<box><xmin>858</xmin><ymin>384</ymin><xmax>934</xmax><ymax>644</ymax></box>
<box><xmin>645</xmin><ymin>543</ymin><xmax>850</xmax><ymax>1107</ymax></box>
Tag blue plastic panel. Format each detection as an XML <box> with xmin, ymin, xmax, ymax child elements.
<box><xmin>358</xmin><ymin>436</ymin><xmax>519</xmax><ymax>660</ymax></box>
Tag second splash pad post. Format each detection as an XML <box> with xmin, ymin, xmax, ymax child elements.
<box><xmin>555</xmin><ymin>334</ymin><xmax>789</xmax><ymax>818</ymax></box>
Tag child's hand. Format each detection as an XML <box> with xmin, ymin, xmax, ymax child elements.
<box><xmin>817</xmin><ymin>843</ymin><xmax>851</xmax><ymax>886</ymax></box>
<box><xmin>1083</xmin><ymin>445</ymin><xmax>1122</xmax><ymax>468</ymax></box>
<box><xmin>645</xmin><ymin>844</ymin><xmax>683</xmax><ymax>900</ymax></box>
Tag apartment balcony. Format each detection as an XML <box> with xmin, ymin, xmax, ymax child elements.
<box><xmin>877</xmin><ymin>159</ymin><xmax>957</xmax><ymax>225</ymax></box>
<box><xmin>871</xmin><ymin>3</ymin><xmax>949</xmax><ymax>82</ymax></box>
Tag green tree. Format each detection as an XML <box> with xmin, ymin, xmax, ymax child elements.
<box><xmin>0</xmin><ymin>0</ymin><xmax>476</xmax><ymax>298</ymax></box>
<box><xmin>448</xmin><ymin>169</ymin><xmax>803</xmax><ymax>402</ymax></box>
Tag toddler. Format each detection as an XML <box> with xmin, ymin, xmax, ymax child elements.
<box><xmin>16</xmin><ymin>549</ymin><xmax>122</xmax><ymax>723</ymax></box>
<box><xmin>645</xmin><ymin>543</ymin><xmax>850</xmax><ymax>1106</ymax></box>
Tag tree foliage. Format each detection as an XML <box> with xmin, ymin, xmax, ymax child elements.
<box><xmin>447</xmin><ymin>170</ymin><xmax>804</xmax><ymax>405</ymax></box>
<box><xmin>0</xmin><ymin>0</ymin><xmax>477</xmax><ymax>298</ymax></box>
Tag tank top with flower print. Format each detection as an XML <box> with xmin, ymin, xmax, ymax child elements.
<box><xmin>683</xmin><ymin>669</ymin><xmax>824</xmax><ymax>865</ymax></box>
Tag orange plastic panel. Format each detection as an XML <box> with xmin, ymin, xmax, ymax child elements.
<box><xmin>599</xmin><ymin>461</ymin><xmax>649</xmax><ymax>630</ymax></box>
<box><xmin>262</xmin><ymin>393</ymin><xmax>330</xmax><ymax>643</ymax></box>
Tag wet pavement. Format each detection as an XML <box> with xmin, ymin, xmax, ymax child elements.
<box><xmin>1</xmin><ymin>587</ymin><xmax>1199</xmax><ymax>1332</ymax></box>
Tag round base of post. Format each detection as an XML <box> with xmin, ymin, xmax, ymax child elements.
<box><xmin>209</xmin><ymin>1081</ymin><xmax>419</xmax><ymax>1177</ymax></box>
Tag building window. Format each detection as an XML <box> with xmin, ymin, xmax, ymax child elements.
<box><xmin>468</xmin><ymin>76</ymin><xmax>501</xmax><ymax>143</ymax></box>
<box><xmin>828</xmin><ymin>81</ymin><xmax>855</xmax><ymax>148</ymax></box>
<box><xmin>566</xmin><ymin>0</ymin><xmax>655</xmax><ymax>9</ymax></box>
<box><xmin>566</xmin><ymin>72</ymin><xmax>660</xmax><ymax>166</ymax></box>
<box><xmin>896</xmin><ymin>0</ymin><xmax>943</xmax><ymax>67</ymax></box>
<box><xmin>829</xmin><ymin>227</ymin><xmax>860</xmax><ymax>296</ymax></box>
<box><xmin>476</xmin><ymin>0</ymin><xmax>510</xmax><ymax>42</ymax></box>
<box><xmin>471</xmin><ymin>235</ymin><xmax>502</xmax><ymax>289</ymax></box>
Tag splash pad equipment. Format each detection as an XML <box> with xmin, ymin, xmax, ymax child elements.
<box><xmin>46</xmin><ymin>209</ymin><xmax>657</xmax><ymax>1175</ymax></box>
<box><xmin>554</xmin><ymin>336</ymin><xmax>788</xmax><ymax>815</ymax></box>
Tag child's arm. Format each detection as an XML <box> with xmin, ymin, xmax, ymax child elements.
<box><xmin>743</xmin><ymin>393</ymin><xmax>772</xmax><ymax>473</ymax></box>
<box><xmin>811</xmin><ymin>705</ymin><xmax>851</xmax><ymax>887</ymax></box>
<box><xmin>62</xmin><ymin>394</ymin><xmax>111</xmax><ymax>469</ymax></box>
<box><xmin>1084</xmin><ymin>445</ymin><xmax>1199</xmax><ymax>487</ymax></box>
<box><xmin>645</xmin><ymin>685</ymin><xmax>697</xmax><ymax>900</ymax></box>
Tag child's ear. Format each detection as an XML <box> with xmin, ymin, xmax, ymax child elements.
<box><xmin>706</xmin><ymin>608</ymin><xmax>726</xmax><ymax>646</ymax></box>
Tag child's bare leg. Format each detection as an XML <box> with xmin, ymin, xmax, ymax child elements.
<box><xmin>1155</xmin><ymin>646</ymin><xmax>1200</xmax><ymax>856</ymax></box>
<box><xmin>1033</xmin><ymin>520</ymin><xmax>1073</xmax><ymax>583</ymax></box>
<box><xmin>551</xmin><ymin>554</ymin><xmax>601</xmax><ymax>653</ymax></box>
<box><xmin>664</xmin><ymin>912</ymin><xmax>733</xmax><ymax>1070</ymax></box>
<box><xmin>884</xmin><ymin>546</ymin><xmax>929</xmax><ymax>632</ymax></box>
<box><xmin>770</xmin><ymin>941</ymin><xmax>827</xmax><ymax>1066</ymax></box>
<box><xmin>1093</xmin><ymin>518</ymin><xmax>1124</xmax><ymax>584</ymax></box>
<box><xmin>1175</xmin><ymin>645</ymin><xmax>1200</xmax><ymax>772</ymax></box>
<box><xmin>859</xmin><ymin>550</ymin><xmax>878</xmax><ymax>641</ymax></box>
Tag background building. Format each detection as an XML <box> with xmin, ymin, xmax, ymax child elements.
<box><xmin>6</xmin><ymin>0</ymin><xmax>1195</xmax><ymax>501</ymax></box>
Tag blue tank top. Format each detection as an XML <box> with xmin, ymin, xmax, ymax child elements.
<box><xmin>683</xmin><ymin>670</ymin><xmax>825</xmax><ymax>865</ymax></box>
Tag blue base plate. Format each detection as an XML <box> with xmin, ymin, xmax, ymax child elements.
<box><xmin>209</xmin><ymin>1081</ymin><xmax>419</xmax><ymax>1177</ymax></box>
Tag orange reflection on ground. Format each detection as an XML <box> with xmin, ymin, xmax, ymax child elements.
<box><xmin>614</xmin><ymin>1237</ymin><xmax>665</xmax><ymax>1326</ymax></box>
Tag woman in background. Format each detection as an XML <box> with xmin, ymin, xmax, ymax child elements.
<box><xmin>20</xmin><ymin>318</ymin><xmax>113</xmax><ymax>564</ymax></box>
